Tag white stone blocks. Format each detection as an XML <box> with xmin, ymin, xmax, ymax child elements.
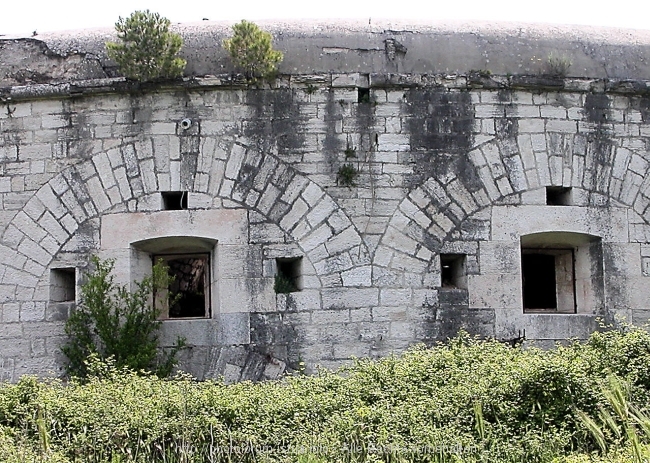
<box><xmin>325</xmin><ymin>226</ymin><xmax>360</xmax><ymax>255</ymax></box>
<box><xmin>3</xmin><ymin>75</ymin><xmax>650</xmax><ymax>379</ymax></box>
<box><xmin>321</xmin><ymin>288</ymin><xmax>379</xmax><ymax>309</ymax></box>
<box><xmin>341</xmin><ymin>266</ymin><xmax>372</xmax><ymax>287</ymax></box>
<box><xmin>492</xmin><ymin>206</ymin><xmax>628</xmax><ymax>243</ymax></box>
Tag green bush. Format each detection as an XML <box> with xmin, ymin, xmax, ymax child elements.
<box><xmin>106</xmin><ymin>10</ymin><xmax>186</xmax><ymax>81</ymax></box>
<box><xmin>3</xmin><ymin>327</ymin><xmax>650</xmax><ymax>462</ymax></box>
<box><xmin>223</xmin><ymin>20</ymin><xmax>283</xmax><ymax>80</ymax></box>
<box><xmin>62</xmin><ymin>256</ymin><xmax>184</xmax><ymax>379</ymax></box>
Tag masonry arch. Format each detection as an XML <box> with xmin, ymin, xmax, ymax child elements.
<box><xmin>373</xmin><ymin>133</ymin><xmax>650</xmax><ymax>285</ymax></box>
<box><xmin>0</xmin><ymin>134</ymin><xmax>369</xmax><ymax>309</ymax></box>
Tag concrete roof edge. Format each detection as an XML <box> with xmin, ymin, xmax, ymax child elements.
<box><xmin>2</xmin><ymin>20</ymin><xmax>650</xmax><ymax>85</ymax></box>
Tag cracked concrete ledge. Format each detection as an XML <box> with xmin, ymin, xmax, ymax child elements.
<box><xmin>1</xmin><ymin>19</ymin><xmax>650</xmax><ymax>88</ymax></box>
<box><xmin>1</xmin><ymin>74</ymin><xmax>650</xmax><ymax>104</ymax></box>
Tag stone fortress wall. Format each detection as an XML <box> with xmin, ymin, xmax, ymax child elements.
<box><xmin>2</xmin><ymin>21</ymin><xmax>650</xmax><ymax>381</ymax></box>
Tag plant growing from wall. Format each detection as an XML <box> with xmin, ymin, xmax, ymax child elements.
<box><xmin>274</xmin><ymin>273</ymin><xmax>296</xmax><ymax>294</ymax></box>
<box><xmin>344</xmin><ymin>146</ymin><xmax>357</xmax><ymax>159</ymax></box>
<box><xmin>546</xmin><ymin>53</ymin><xmax>572</xmax><ymax>78</ymax></box>
<box><xmin>223</xmin><ymin>20</ymin><xmax>283</xmax><ymax>80</ymax></box>
<box><xmin>62</xmin><ymin>256</ymin><xmax>185</xmax><ymax>379</ymax></box>
<box><xmin>105</xmin><ymin>10</ymin><xmax>186</xmax><ymax>81</ymax></box>
<box><xmin>337</xmin><ymin>163</ymin><xmax>359</xmax><ymax>187</ymax></box>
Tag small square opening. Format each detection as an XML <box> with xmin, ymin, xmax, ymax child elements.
<box><xmin>275</xmin><ymin>257</ymin><xmax>302</xmax><ymax>293</ymax></box>
<box><xmin>546</xmin><ymin>187</ymin><xmax>572</xmax><ymax>206</ymax></box>
<box><xmin>162</xmin><ymin>191</ymin><xmax>188</xmax><ymax>210</ymax></box>
<box><xmin>440</xmin><ymin>254</ymin><xmax>467</xmax><ymax>289</ymax></box>
<box><xmin>357</xmin><ymin>88</ymin><xmax>371</xmax><ymax>104</ymax></box>
<box><xmin>50</xmin><ymin>268</ymin><xmax>76</xmax><ymax>303</ymax></box>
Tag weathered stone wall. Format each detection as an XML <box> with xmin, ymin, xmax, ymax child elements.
<box><xmin>2</xmin><ymin>22</ymin><xmax>650</xmax><ymax>381</ymax></box>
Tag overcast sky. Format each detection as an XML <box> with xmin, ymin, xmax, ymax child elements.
<box><xmin>2</xmin><ymin>0</ymin><xmax>650</xmax><ymax>36</ymax></box>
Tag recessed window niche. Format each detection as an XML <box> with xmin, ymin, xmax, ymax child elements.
<box><xmin>521</xmin><ymin>232</ymin><xmax>603</xmax><ymax>314</ymax></box>
<box><xmin>50</xmin><ymin>268</ymin><xmax>76</xmax><ymax>303</ymax></box>
<box><xmin>546</xmin><ymin>187</ymin><xmax>572</xmax><ymax>206</ymax></box>
<box><xmin>274</xmin><ymin>257</ymin><xmax>303</xmax><ymax>293</ymax></box>
<box><xmin>440</xmin><ymin>254</ymin><xmax>467</xmax><ymax>289</ymax></box>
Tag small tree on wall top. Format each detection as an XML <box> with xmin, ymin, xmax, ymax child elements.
<box><xmin>223</xmin><ymin>20</ymin><xmax>283</xmax><ymax>80</ymax></box>
<box><xmin>106</xmin><ymin>10</ymin><xmax>186</xmax><ymax>82</ymax></box>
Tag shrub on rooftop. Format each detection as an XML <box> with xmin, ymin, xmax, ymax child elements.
<box><xmin>106</xmin><ymin>10</ymin><xmax>186</xmax><ymax>82</ymax></box>
<box><xmin>223</xmin><ymin>20</ymin><xmax>283</xmax><ymax>80</ymax></box>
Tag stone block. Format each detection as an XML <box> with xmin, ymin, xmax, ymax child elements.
<box><xmin>333</xmin><ymin>343</ymin><xmax>370</xmax><ymax>359</ymax></box>
<box><xmin>322</xmin><ymin>288</ymin><xmax>379</xmax><ymax>309</ymax></box>
<box><xmin>20</xmin><ymin>302</ymin><xmax>45</xmax><ymax>322</ymax></box>
<box><xmin>218</xmin><ymin>312</ymin><xmax>251</xmax><ymax>345</ymax></box>
<box><xmin>380</xmin><ymin>288</ymin><xmax>412</xmax><ymax>306</ymax></box>
<box><xmin>2</xmin><ymin>303</ymin><xmax>19</xmax><ymax>323</ymax></box>
<box><xmin>479</xmin><ymin>241</ymin><xmax>521</xmax><ymax>274</ymax></box>
<box><xmin>468</xmin><ymin>273</ymin><xmax>521</xmax><ymax>309</ymax></box>
<box><xmin>341</xmin><ymin>266</ymin><xmax>372</xmax><ymax>287</ymax></box>
<box><xmin>282</xmin><ymin>290</ymin><xmax>321</xmax><ymax>312</ymax></box>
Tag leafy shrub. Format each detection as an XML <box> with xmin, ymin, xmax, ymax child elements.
<box><xmin>3</xmin><ymin>327</ymin><xmax>650</xmax><ymax>462</ymax></box>
<box><xmin>106</xmin><ymin>10</ymin><xmax>186</xmax><ymax>81</ymax></box>
<box><xmin>62</xmin><ymin>256</ymin><xmax>184</xmax><ymax>378</ymax></box>
<box><xmin>274</xmin><ymin>273</ymin><xmax>296</xmax><ymax>294</ymax></box>
<box><xmin>223</xmin><ymin>20</ymin><xmax>283</xmax><ymax>80</ymax></box>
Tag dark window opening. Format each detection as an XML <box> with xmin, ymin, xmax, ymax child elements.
<box><xmin>522</xmin><ymin>249</ymin><xmax>575</xmax><ymax>313</ymax></box>
<box><xmin>275</xmin><ymin>257</ymin><xmax>302</xmax><ymax>293</ymax></box>
<box><xmin>162</xmin><ymin>191</ymin><xmax>188</xmax><ymax>210</ymax></box>
<box><xmin>440</xmin><ymin>254</ymin><xmax>467</xmax><ymax>289</ymax></box>
<box><xmin>357</xmin><ymin>87</ymin><xmax>371</xmax><ymax>104</ymax></box>
<box><xmin>154</xmin><ymin>253</ymin><xmax>209</xmax><ymax>318</ymax></box>
<box><xmin>50</xmin><ymin>268</ymin><xmax>76</xmax><ymax>302</ymax></box>
<box><xmin>546</xmin><ymin>187</ymin><xmax>572</xmax><ymax>206</ymax></box>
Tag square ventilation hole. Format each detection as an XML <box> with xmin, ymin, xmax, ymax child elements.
<box><xmin>50</xmin><ymin>268</ymin><xmax>76</xmax><ymax>303</ymax></box>
<box><xmin>546</xmin><ymin>187</ymin><xmax>572</xmax><ymax>206</ymax></box>
<box><xmin>274</xmin><ymin>257</ymin><xmax>302</xmax><ymax>293</ymax></box>
<box><xmin>357</xmin><ymin>87</ymin><xmax>371</xmax><ymax>104</ymax></box>
<box><xmin>440</xmin><ymin>254</ymin><xmax>467</xmax><ymax>289</ymax></box>
<box><xmin>162</xmin><ymin>191</ymin><xmax>188</xmax><ymax>210</ymax></box>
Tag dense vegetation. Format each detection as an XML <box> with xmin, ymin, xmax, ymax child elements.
<box><xmin>2</xmin><ymin>326</ymin><xmax>650</xmax><ymax>462</ymax></box>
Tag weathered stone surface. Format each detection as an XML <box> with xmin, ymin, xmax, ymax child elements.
<box><xmin>2</xmin><ymin>23</ymin><xmax>650</xmax><ymax>381</ymax></box>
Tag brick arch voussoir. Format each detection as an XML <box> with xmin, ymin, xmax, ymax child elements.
<box><xmin>373</xmin><ymin>173</ymin><xmax>492</xmax><ymax>281</ymax></box>
<box><xmin>214</xmin><ymin>140</ymin><xmax>370</xmax><ymax>286</ymax></box>
<box><xmin>0</xmin><ymin>140</ymin><xmax>157</xmax><ymax>295</ymax></box>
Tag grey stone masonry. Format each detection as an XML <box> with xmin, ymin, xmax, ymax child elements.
<box><xmin>2</xmin><ymin>22</ymin><xmax>650</xmax><ymax>381</ymax></box>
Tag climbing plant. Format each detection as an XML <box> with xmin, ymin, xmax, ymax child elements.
<box><xmin>62</xmin><ymin>256</ymin><xmax>185</xmax><ymax>379</ymax></box>
<box><xmin>223</xmin><ymin>20</ymin><xmax>283</xmax><ymax>80</ymax></box>
<box><xmin>106</xmin><ymin>10</ymin><xmax>186</xmax><ymax>81</ymax></box>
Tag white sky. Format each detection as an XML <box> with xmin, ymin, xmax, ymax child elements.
<box><xmin>2</xmin><ymin>0</ymin><xmax>650</xmax><ymax>36</ymax></box>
